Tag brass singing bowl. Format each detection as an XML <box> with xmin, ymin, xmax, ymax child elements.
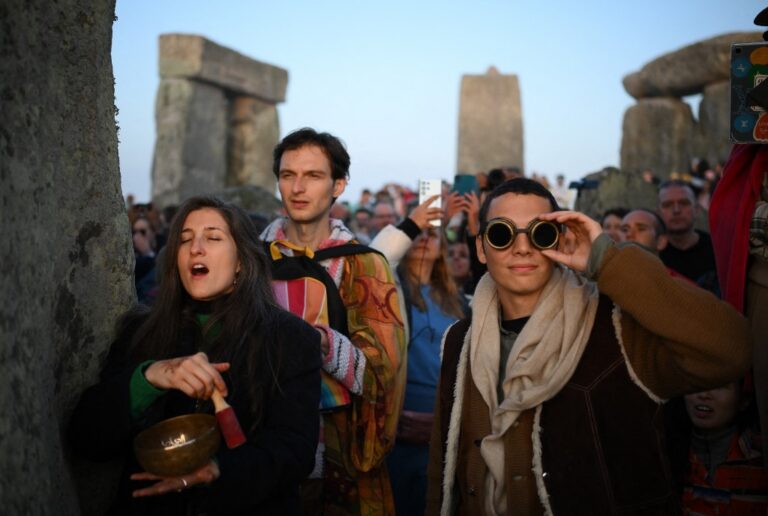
<box><xmin>133</xmin><ymin>414</ymin><xmax>220</xmax><ymax>477</ymax></box>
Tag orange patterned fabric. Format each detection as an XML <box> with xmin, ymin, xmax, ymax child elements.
<box><xmin>683</xmin><ymin>429</ymin><xmax>768</xmax><ymax>515</ymax></box>
<box><xmin>319</xmin><ymin>251</ymin><xmax>406</xmax><ymax>515</ymax></box>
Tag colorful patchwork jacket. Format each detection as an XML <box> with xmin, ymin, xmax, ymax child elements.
<box><xmin>262</xmin><ymin>217</ymin><xmax>407</xmax><ymax>515</ymax></box>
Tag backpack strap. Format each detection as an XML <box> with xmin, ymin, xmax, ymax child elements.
<box><xmin>312</xmin><ymin>242</ymin><xmax>386</xmax><ymax>263</ymax></box>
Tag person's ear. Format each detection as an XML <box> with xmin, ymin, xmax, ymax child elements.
<box><xmin>476</xmin><ymin>234</ymin><xmax>487</xmax><ymax>265</ymax></box>
<box><xmin>332</xmin><ymin>178</ymin><xmax>347</xmax><ymax>199</ymax></box>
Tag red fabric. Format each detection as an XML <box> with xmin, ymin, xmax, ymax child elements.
<box><xmin>709</xmin><ymin>145</ymin><xmax>767</xmax><ymax>313</ymax></box>
<box><xmin>683</xmin><ymin>430</ymin><xmax>768</xmax><ymax>515</ymax></box>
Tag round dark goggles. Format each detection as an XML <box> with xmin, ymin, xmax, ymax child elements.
<box><xmin>483</xmin><ymin>218</ymin><xmax>561</xmax><ymax>251</ymax></box>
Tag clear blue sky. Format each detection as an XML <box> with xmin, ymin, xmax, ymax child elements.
<box><xmin>113</xmin><ymin>0</ymin><xmax>762</xmax><ymax>205</ymax></box>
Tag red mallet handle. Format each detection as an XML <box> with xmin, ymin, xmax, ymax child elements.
<box><xmin>211</xmin><ymin>388</ymin><xmax>246</xmax><ymax>449</ymax></box>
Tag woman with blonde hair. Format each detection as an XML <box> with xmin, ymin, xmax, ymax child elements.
<box><xmin>387</xmin><ymin>225</ymin><xmax>468</xmax><ymax>516</ymax></box>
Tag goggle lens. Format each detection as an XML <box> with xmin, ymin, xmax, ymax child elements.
<box><xmin>532</xmin><ymin>221</ymin><xmax>559</xmax><ymax>249</ymax></box>
<box><xmin>487</xmin><ymin>221</ymin><xmax>514</xmax><ymax>248</ymax></box>
<box><xmin>484</xmin><ymin>219</ymin><xmax>560</xmax><ymax>251</ymax></box>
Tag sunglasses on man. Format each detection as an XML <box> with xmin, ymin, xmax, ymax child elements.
<box><xmin>482</xmin><ymin>217</ymin><xmax>561</xmax><ymax>251</ymax></box>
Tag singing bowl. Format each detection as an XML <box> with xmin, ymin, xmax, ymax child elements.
<box><xmin>133</xmin><ymin>414</ymin><xmax>220</xmax><ymax>477</ymax></box>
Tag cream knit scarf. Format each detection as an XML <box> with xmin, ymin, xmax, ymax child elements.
<box><xmin>467</xmin><ymin>266</ymin><xmax>599</xmax><ymax>515</ymax></box>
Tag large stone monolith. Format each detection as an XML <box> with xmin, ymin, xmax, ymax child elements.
<box><xmin>457</xmin><ymin>66</ymin><xmax>524</xmax><ymax>174</ymax></box>
<box><xmin>0</xmin><ymin>1</ymin><xmax>135</xmax><ymax>515</ymax></box>
<box><xmin>228</xmin><ymin>96</ymin><xmax>280</xmax><ymax>191</ymax></box>
<box><xmin>620</xmin><ymin>97</ymin><xmax>695</xmax><ymax>178</ymax></box>
<box><xmin>695</xmin><ymin>80</ymin><xmax>732</xmax><ymax>167</ymax></box>
<box><xmin>622</xmin><ymin>32</ymin><xmax>761</xmax><ymax>99</ymax></box>
<box><xmin>152</xmin><ymin>78</ymin><xmax>229</xmax><ymax>208</ymax></box>
<box><xmin>152</xmin><ymin>34</ymin><xmax>287</xmax><ymax>208</ymax></box>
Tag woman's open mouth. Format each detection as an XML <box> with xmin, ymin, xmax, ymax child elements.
<box><xmin>191</xmin><ymin>264</ymin><xmax>209</xmax><ymax>277</ymax></box>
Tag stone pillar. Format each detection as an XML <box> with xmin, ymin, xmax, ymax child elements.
<box><xmin>620</xmin><ymin>97</ymin><xmax>695</xmax><ymax>178</ymax></box>
<box><xmin>0</xmin><ymin>1</ymin><xmax>135</xmax><ymax>514</ymax></box>
<box><xmin>152</xmin><ymin>79</ymin><xmax>229</xmax><ymax>207</ymax></box>
<box><xmin>697</xmin><ymin>81</ymin><xmax>732</xmax><ymax>167</ymax></box>
<box><xmin>152</xmin><ymin>34</ymin><xmax>287</xmax><ymax>208</ymax></box>
<box><xmin>228</xmin><ymin>96</ymin><xmax>280</xmax><ymax>191</ymax></box>
<box><xmin>457</xmin><ymin>66</ymin><xmax>524</xmax><ymax>174</ymax></box>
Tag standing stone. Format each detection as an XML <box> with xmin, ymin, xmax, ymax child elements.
<box><xmin>228</xmin><ymin>96</ymin><xmax>280</xmax><ymax>192</ymax></box>
<box><xmin>620</xmin><ymin>97</ymin><xmax>694</xmax><ymax>178</ymax></box>
<box><xmin>622</xmin><ymin>32</ymin><xmax>761</xmax><ymax>99</ymax></box>
<box><xmin>151</xmin><ymin>78</ymin><xmax>229</xmax><ymax>208</ymax></box>
<box><xmin>215</xmin><ymin>185</ymin><xmax>283</xmax><ymax>217</ymax></box>
<box><xmin>574</xmin><ymin>167</ymin><xmax>659</xmax><ymax>221</ymax></box>
<box><xmin>457</xmin><ymin>67</ymin><xmax>524</xmax><ymax>174</ymax></box>
<box><xmin>0</xmin><ymin>1</ymin><xmax>135</xmax><ymax>515</ymax></box>
<box><xmin>696</xmin><ymin>80</ymin><xmax>732</xmax><ymax>166</ymax></box>
<box><xmin>152</xmin><ymin>34</ymin><xmax>287</xmax><ymax>208</ymax></box>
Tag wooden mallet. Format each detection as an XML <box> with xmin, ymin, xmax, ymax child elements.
<box><xmin>211</xmin><ymin>388</ymin><xmax>246</xmax><ymax>448</ymax></box>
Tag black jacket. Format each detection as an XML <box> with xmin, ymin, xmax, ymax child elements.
<box><xmin>69</xmin><ymin>308</ymin><xmax>321</xmax><ymax>516</ymax></box>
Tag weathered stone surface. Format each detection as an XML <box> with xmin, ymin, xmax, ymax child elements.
<box><xmin>575</xmin><ymin>167</ymin><xmax>710</xmax><ymax>231</ymax></box>
<box><xmin>623</xmin><ymin>32</ymin><xmax>761</xmax><ymax>99</ymax></box>
<box><xmin>620</xmin><ymin>97</ymin><xmax>694</xmax><ymax>178</ymax></box>
<box><xmin>0</xmin><ymin>1</ymin><xmax>135</xmax><ymax>514</ymax></box>
<box><xmin>694</xmin><ymin>80</ymin><xmax>732</xmax><ymax>166</ymax></box>
<box><xmin>214</xmin><ymin>185</ymin><xmax>282</xmax><ymax>218</ymax></box>
<box><xmin>152</xmin><ymin>78</ymin><xmax>228</xmax><ymax>208</ymax></box>
<box><xmin>228</xmin><ymin>96</ymin><xmax>279</xmax><ymax>192</ymax></box>
<box><xmin>457</xmin><ymin>67</ymin><xmax>524</xmax><ymax>174</ymax></box>
<box><xmin>159</xmin><ymin>34</ymin><xmax>288</xmax><ymax>102</ymax></box>
<box><xmin>574</xmin><ymin>167</ymin><xmax>659</xmax><ymax>221</ymax></box>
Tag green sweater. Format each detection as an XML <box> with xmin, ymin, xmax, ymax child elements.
<box><xmin>128</xmin><ymin>313</ymin><xmax>221</xmax><ymax>419</ymax></box>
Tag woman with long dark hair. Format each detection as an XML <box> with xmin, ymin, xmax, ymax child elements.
<box><xmin>386</xmin><ymin>226</ymin><xmax>468</xmax><ymax>516</ymax></box>
<box><xmin>69</xmin><ymin>197</ymin><xmax>321</xmax><ymax>515</ymax></box>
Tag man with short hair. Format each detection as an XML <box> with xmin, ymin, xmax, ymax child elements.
<box><xmin>352</xmin><ymin>206</ymin><xmax>373</xmax><ymax>244</ymax></box>
<box><xmin>426</xmin><ymin>178</ymin><xmax>751</xmax><ymax>515</ymax></box>
<box><xmin>261</xmin><ymin>128</ymin><xmax>406</xmax><ymax>515</ymax></box>
<box><xmin>620</xmin><ymin>208</ymin><xmax>668</xmax><ymax>253</ymax></box>
<box><xmin>658</xmin><ymin>180</ymin><xmax>717</xmax><ymax>284</ymax></box>
<box><xmin>370</xmin><ymin>200</ymin><xmax>398</xmax><ymax>237</ymax></box>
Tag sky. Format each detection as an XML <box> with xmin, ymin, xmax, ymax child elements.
<box><xmin>113</xmin><ymin>0</ymin><xmax>764</xmax><ymax>205</ymax></box>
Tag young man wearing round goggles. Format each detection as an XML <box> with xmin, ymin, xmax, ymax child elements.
<box><xmin>426</xmin><ymin>178</ymin><xmax>751</xmax><ymax>516</ymax></box>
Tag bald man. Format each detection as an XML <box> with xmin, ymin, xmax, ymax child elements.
<box><xmin>620</xmin><ymin>209</ymin><xmax>668</xmax><ymax>254</ymax></box>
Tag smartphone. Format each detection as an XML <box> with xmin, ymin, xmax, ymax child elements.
<box><xmin>419</xmin><ymin>179</ymin><xmax>442</xmax><ymax>227</ymax></box>
<box><xmin>452</xmin><ymin>174</ymin><xmax>479</xmax><ymax>195</ymax></box>
<box><xmin>730</xmin><ymin>41</ymin><xmax>768</xmax><ymax>143</ymax></box>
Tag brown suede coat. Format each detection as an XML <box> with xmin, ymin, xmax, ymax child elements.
<box><xmin>426</xmin><ymin>244</ymin><xmax>752</xmax><ymax>516</ymax></box>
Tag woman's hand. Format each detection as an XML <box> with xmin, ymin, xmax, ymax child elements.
<box><xmin>459</xmin><ymin>192</ymin><xmax>481</xmax><ymax>236</ymax></box>
<box><xmin>408</xmin><ymin>195</ymin><xmax>442</xmax><ymax>230</ymax></box>
<box><xmin>144</xmin><ymin>352</ymin><xmax>230</xmax><ymax>399</ymax></box>
<box><xmin>396</xmin><ymin>410</ymin><xmax>434</xmax><ymax>444</ymax></box>
<box><xmin>538</xmin><ymin>211</ymin><xmax>603</xmax><ymax>273</ymax></box>
<box><xmin>131</xmin><ymin>460</ymin><xmax>220</xmax><ymax>498</ymax></box>
<box><xmin>443</xmin><ymin>192</ymin><xmax>464</xmax><ymax>222</ymax></box>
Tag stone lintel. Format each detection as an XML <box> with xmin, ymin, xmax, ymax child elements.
<box><xmin>159</xmin><ymin>33</ymin><xmax>288</xmax><ymax>102</ymax></box>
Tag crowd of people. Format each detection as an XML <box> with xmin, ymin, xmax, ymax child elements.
<box><xmin>69</xmin><ymin>127</ymin><xmax>766</xmax><ymax>515</ymax></box>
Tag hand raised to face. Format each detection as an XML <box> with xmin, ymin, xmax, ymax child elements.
<box><xmin>537</xmin><ymin>211</ymin><xmax>602</xmax><ymax>273</ymax></box>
